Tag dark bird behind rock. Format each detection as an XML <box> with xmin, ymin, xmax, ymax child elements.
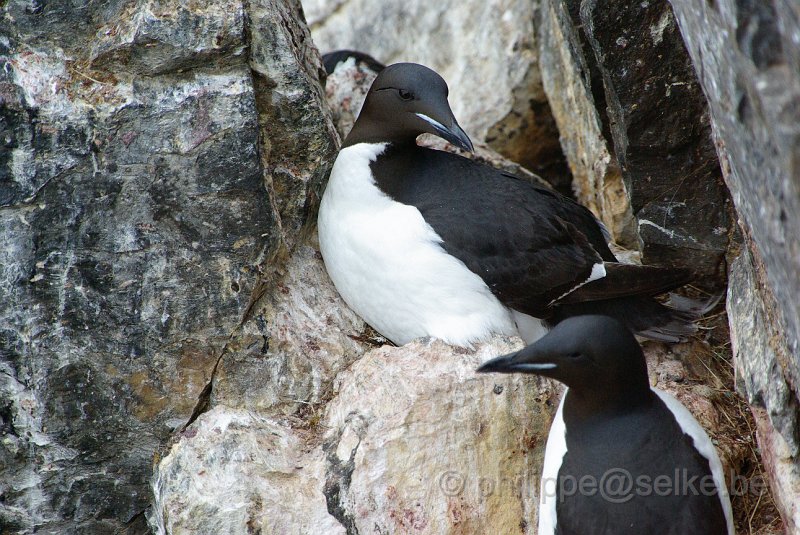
<box><xmin>322</xmin><ymin>49</ymin><xmax>385</xmax><ymax>75</ymax></box>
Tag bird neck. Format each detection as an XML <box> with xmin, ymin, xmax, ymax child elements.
<box><xmin>343</xmin><ymin>120</ymin><xmax>419</xmax><ymax>149</ymax></box>
<box><xmin>563</xmin><ymin>383</ymin><xmax>655</xmax><ymax>425</ymax></box>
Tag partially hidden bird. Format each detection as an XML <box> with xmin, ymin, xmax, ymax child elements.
<box><xmin>318</xmin><ymin>61</ymin><xmax>703</xmax><ymax>347</ymax></box>
<box><xmin>477</xmin><ymin>315</ymin><xmax>734</xmax><ymax>535</ymax></box>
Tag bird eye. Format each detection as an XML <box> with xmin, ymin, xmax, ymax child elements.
<box><xmin>568</xmin><ymin>352</ymin><xmax>581</xmax><ymax>359</ymax></box>
<box><xmin>398</xmin><ymin>89</ymin><xmax>414</xmax><ymax>101</ymax></box>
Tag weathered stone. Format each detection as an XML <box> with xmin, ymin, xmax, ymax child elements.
<box><xmin>668</xmin><ymin>0</ymin><xmax>800</xmax><ymax>528</ymax></box>
<box><xmin>152</xmin><ymin>335</ymin><xmax>558</xmax><ymax>535</ymax></box>
<box><xmin>535</xmin><ymin>0</ymin><xmax>638</xmax><ymax>247</ymax></box>
<box><xmin>751</xmin><ymin>405</ymin><xmax>800</xmax><ymax>533</ymax></box>
<box><xmin>579</xmin><ymin>0</ymin><xmax>731</xmax><ymax>284</ymax></box>
<box><xmin>536</xmin><ymin>0</ymin><xmax>732</xmax><ymax>280</ymax></box>
<box><xmin>0</xmin><ymin>0</ymin><xmax>336</xmax><ymax>532</ymax></box>
<box><xmin>322</xmin><ymin>336</ymin><xmax>555</xmax><ymax>534</ymax></box>
<box><xmin>306</xmin><ymin>0</ymin><xmax>571</xmax><ymax>191</ymax></box>
<box><xmin>209</xmin><ymin>241</ymin><xmax>369</xmax><ymax>416</ymax></box>
<box><xmin>728</xmin><ymin>246</ymin><xmax>800</xmax><ymax>531</ymax></box>
<box><xmin>151</xmin><ymin>408</ymin><xmax>344</xmax><ymax>535</ymax></box>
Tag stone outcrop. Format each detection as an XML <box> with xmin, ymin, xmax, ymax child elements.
<box><xmin>153</xmin><ymin>336</ymin><xmax>557</xmax><ymax>534</ymax></box>
<box><xmin>536</xmin><ymin>0</ymin><xmax>732</xmax><ymax>283</ymax></box>
<box><xmin>0</xmin><ymin>1</ymin><xmax>336</xmax><ymax>532</ymax></box>
<box><xmin>666</xmin><ymin>1</ymin><xmax>800</xmax><ymax>528</ymax></box>
<box><xmin>535</xmin><ymin>0</ymin><xmax>636</xmax><ymax>246</ymax></box>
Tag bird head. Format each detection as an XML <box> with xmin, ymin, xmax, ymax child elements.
<box><xmin>344</xmin><ymin>62</ymin><xmax>474</xmax><ymax>152</ymax></box>
<box><xmin>477</xmin><ymin>315</ymin><xmax>650</xmax><ymax>399</ymax></box>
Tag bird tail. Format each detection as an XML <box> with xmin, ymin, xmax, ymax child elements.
<box><xmin>557</xmin><ymin>263</ymin><xmax>692</xmax><ymax>304</ymax></box>
<box><xmin>550</xmin><ymin>293</ymin><xmax>719</xmax><ymax>343</ymax></box>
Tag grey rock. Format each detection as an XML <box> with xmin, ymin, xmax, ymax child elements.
<box><xmin>152</xmin><ymin>336</ymin><xmax>558</xmax><ymax>535</ymax></box>
<box><xmin>536</xmin><ymin>0</ymin><xmax>732</xmax><ymax>281</ymax></box>
<box><xmin>728</xmin><ymin>247</ymin><xmax>800</xmax><ymax>531</ymax></box>
<box><xmin>535</xmin><ymin>0</ymin><xmax>638</xmax><ymax>247</ymax></box>
<box><xmin>669</xmin><ymin>0</ymin><xmax>800</xmax><ymax>528</ymax></box>
<box><xmin>209</xmin><ymin>241</ymin><xmax>369</xmax><ymax>416</ymax></box>
<box><xmin>151</xmin><ymin>408</ymin><xmax>345</xmax><ymax>535</ymax></box>
<box><xmin>579</xmin><ymin>0</ymin><xmax>732</xmax><ymax>284</ymax></box>
<box><xmin>0</xmin><ymin>0</ymin><xmax>336</xmax><ymax>532</ymax></box>
<box><xmin>152</xmin><ymin>331</ymin><xmax>749</xmax><ymax>535</ymax></box>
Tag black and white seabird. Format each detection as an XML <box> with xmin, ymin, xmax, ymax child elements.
<box><xmin>477</xmin><ymin>315</ymin><xmax>734</xmax><ymax>535</ymax></box>
<box><xmin>318</xmin><ymin>62</ymin><xmax>700</xmax><ymax>347</ymax></box>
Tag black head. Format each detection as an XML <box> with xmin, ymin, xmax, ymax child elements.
<box><xmin>343</xmin><ymin>62</ymin><xmax>474</xmax><ymax>152</ymax></box>
<box><xmin>477</xmin><ymin>315</ymin><xmax>651</xmax><ymax>401</ymax></box>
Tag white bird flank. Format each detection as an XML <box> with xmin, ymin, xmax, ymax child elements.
<box><xmin>538</xmin><ymin>392</ymin><xmax>567</xmax><ymax>535</ymax></box>
<box><xmin>653</xmin><ymin>388</ymin><xmax>735</xmax><ymax>535</ymax></box>
<box><xmin>319</xmin><ymin>142</ymin><xmax>538</xmax><ymax>347</ymax></box>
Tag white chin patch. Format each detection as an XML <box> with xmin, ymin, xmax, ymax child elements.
<box><xmin>514</xmin><ymin>363</ymin><xmax>557</xmax><ymax>371</ymax></box>
<box><xmin>415</xmin><ymin>112</ymin><xmax>447</xmax><ymax>132</ymax></box>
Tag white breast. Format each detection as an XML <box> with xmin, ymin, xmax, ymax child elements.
<box><xmin>538</xmin><ymin>392</ymin><xmax>566</xmax><ymax>535</ymax></box>
<box><xmin>318</xmin><ymin>142</ymin><xmax>536</xmax><ymax>347</ymax></box>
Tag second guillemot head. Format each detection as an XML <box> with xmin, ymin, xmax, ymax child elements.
<box><xmin>343</xmin><ymin>62</ymin><xmax>474</xmax><ymax>152</ymax></box>
<box><xmin>477</xmin><ymin>315</ymin><xmax>651</xmax><ymax>406</ymax></box>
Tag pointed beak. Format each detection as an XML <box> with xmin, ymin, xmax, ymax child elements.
<box><xmin>476</xmin><ymin>348</ymin><xmax>558</xmax><ymax>375</ymax></box>
<box><xmin>415</xmin><ymin>113</ymin><xmax>474</xmax><ymax>152</ymax></box>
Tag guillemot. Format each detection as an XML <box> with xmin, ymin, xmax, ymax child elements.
<box><xmin>318</xmin><ymin>62</ymin><xmax>700</xmax><ymax>346</ymax></box>
<box><xmin>477</xmin><ymin>315</ymin><xmax>734</xmax><ymax>535</ymax></box>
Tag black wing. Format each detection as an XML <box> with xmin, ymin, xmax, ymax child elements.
<box><xmin>371</xmin><ymin>146</ymin><xmax>613</xmax><ymax>316</ymax></box>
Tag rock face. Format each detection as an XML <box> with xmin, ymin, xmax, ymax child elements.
<box><xmin>536</xmin><ymin>0</ymin><xmax>732</xmax><ymax>282</ymax></box>
<box><xmin>535</xmin><ymin>0</ymin><xmax>636</xmax><ymax>246</ymax></box>
<box><xmin>0</xmin><ymin>1</ymin><xmax>336</xmax><ymax>533</ymax></box>
<box><xmin>3</xmin><ymin>0</ymin><xmax>796</xmax><ymax>533</ymax></box>
<box><xmin>667</xmin><ymin>0</ymin><xmax>800</xmax><ymax>530</ymax></box>
<box><xmin>305</xmin><ymin>0</ymin><xmax>571</xmax><ymax>191</ymax></box>
<box><xmin>151</xmin><ymin>408</ymin><xmax>343</xmax><ymax>535</ymax></box>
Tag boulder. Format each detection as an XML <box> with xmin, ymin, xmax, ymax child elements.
<box><xmin>152</xmin><ymin>336</ymin><xmax>558</xmax><ymax>534</ymax></box>
<box><xmin>535</xmin><ymin>0</ymin><xmax>732</xmax><ymax>281</ymax></box>
<box><xmin>579</xmin><ymin>0</ymin><xmax>731</xmax><ymax>283</ymax></box>
<box><xmin>535</xmin><ymin>0</ymin><xmax>637</xmax><ymax>246</ymax></box>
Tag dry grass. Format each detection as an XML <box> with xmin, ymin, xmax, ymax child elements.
<box><xmin>690</xmin><ymin>298</ymin><xmax>784</xmax><ymax>534</ymax></box>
